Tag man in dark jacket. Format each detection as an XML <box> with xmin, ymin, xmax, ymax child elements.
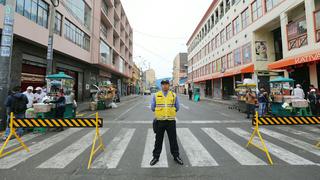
<box><xmin>2</xmin><ymin>86</ymin><xmax>28</xmax><ymax>141</ymax></box>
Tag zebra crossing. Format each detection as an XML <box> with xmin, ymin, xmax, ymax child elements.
<box><xmin>0</xmin><ymin>126</ymin><xmax>319</xmax><ymax>170</ymax></box>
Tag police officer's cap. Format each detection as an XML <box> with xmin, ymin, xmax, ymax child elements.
<box><xmin>161</xmin><ymin>80</ymin><xmax>170</xmax><ymax>84</ymax></box>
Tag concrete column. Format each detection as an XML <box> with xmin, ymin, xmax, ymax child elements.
<box><xmin>304</xmin><ymin>0</ymin><xmax>316</xmax><ymax>45</ymax></box>
<box><xmin>309</xmin><ymin>63</ymin><xmax>318</xmax><ymax>88</ymax></box>
<box><xmin>280</xmin><ymin>12</ymin><xmax>289</xmax><ymax>58</ymax></box>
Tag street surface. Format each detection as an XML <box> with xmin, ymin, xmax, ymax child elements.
<box><xmin>0</xmin><ymin>95</ymin><xmax>319</xmax><ymax>180</ymax></box>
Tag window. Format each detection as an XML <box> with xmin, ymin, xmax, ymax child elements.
<box><xmin>242</xmin><ymin>43</ymin><xmax>252</xmax><ymax>64</ymax></box>
<box><xmin>252</xmin><ymin>0</ymin><xmax>263</xmax><ymax>21</ymax></box>
<box><xmin>315</xmin><ymin>10</ymin><xmax>320</xmax><ymax>42</ymax></box>
<box><xmin>65</xmin><ymin>0</ymin><xmax>91</xmax><ymax>28</ymax></box>
<box><xmin>226</xmin><ymin>0</ymin><xmax>231</xmax><ymax>12</ymax></box>
<box><xmin>0</xmin><ymin>0</ymin><xmax>5</xmax><ymax>5</ymax></box>
<box><xmin>234</xmin><ymin>48</ymin><xmax>241</xmax><ymax>66</ymax></box>
<box><xmin>100</xmin><ymin>40</ymin><xmax>112</xmax><ymax>65</ymax></box>
<box><xmin>227</xmin><ymin>53</ymin><xmax>233</xmax><ymax>68</ymax></box>
<box><xmin>212</xmin><ymin>61</ymin><xmax>216</xmax><ymax>73</ymax></box>
<box><xmin>16</xmin><ymin>0</ymin><xmax>48</xmax><ymax>28</ymax></box>
<box><xmin>233</xmin><ymin>16</ymin><xmax>241</xmax><ymax>34</ymax></box>
<box><xmin>221</xmin><ymin>56</ymin><xmax>227</xmax><ymax>71</ymax></box>
<box><xmin>215</xmin><ymin>34</ymin><xmax>220</xmax><ymax>47</ymax></box>
<box><xmin>232</xmin><ymin>0</ymin><xmax>240</xmax><ymax>5</ymax></box>
<box><xmin>266</xmin><ymin>0</ymin><xmax>281</xmax><ymax>12</ymax></box>
<box><xmin>54</xmin><ymin>12</ymin><xmax>62</xmax><ymax>35</ymax></box>
<box><xmin>211</xmin><ymin>39</ymin><xmax>215</xmax><ymax>50</ymax></box>
<box><xmin>226</xmin><ymin>23</ymin><xmax>232</xmax><ymax>40</ymax></box>
<box><xmin>216</xmin><ymin>59</ymin><xmax>221</xmax><ymax>72</ymax></box>
<box><xmin>241</xmin><ymin>8</ymin><xmax>250</xmax><ymax>29</ymax></box>
<box><xmin>64</xmin><ymin>19</ymin><xmax>90</xmax><ymax>51</ymax></box>
<box><xmin>220</xmin><ymin>29</ymin><xmax>226</xmax><ymax>44</ymax></box>
<box><xmin>220</xmin><ymin>3</ymin><xmax>224</xmax><ymax>19</ymax></box>
<box><xmin>119</xmin><ymin>58</ymin><xmax>125</xmax><ymax>73</ymax></box>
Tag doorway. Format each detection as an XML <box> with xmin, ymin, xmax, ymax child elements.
<box><xmin>273</xmin><ymin>27</ymin><xmax>283</xmax><ymax>61</ymax></box>
<box><xmin>289</xmin><ymin>65</ymin><xmax>310</xmax><ymax>93</ymax></box>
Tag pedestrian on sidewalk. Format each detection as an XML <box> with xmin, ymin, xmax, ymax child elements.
<box><xmin>292</xmin><ymin>84</ymin><xmax>305</xmax><ymax>99</ymax></box>
<box><xmin>150</xmin><ymin>79</ymin><xmax>183</xmax><ymax>166</ymax></box>
<box><xmin>258</xmin><ymin>88</ymin><xmax>268</xmax><ymax>116</ymax></box>
<box><xmin>245</xmin><ymin>88</ymin><xmax>257</xmax><ymax>119</ymax></box>
<box><xmin>188</xmin><ymin>87</ymin><xmax>193</xmax><ymax>100</ymax></box>
<box><xmin>50</xmin><ymin>90</ymin><xmax>66</xmax><ymax>132</ymax></box>
<box><xmin>2</xmin><ymin>86</ymin><xmax>28</xmax><ymax>141</ymax></box>
<box><xmin>307</xmin><ymin>89</ymin><xmax>320</xmax><ymax>115</ymax></box>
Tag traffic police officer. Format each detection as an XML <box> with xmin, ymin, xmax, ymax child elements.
<box><xmin>150</xmin><ymin>79</ymin><xmax>183</xmax><ymax>166</ymax></box>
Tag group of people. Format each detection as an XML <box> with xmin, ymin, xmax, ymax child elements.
<box><xmin>245</xmin><ymin>84</ymin><xmax>320</xmax><ymax>118</ymax></box>
<box><xmin>2</xmin><ymin>86</ymin><xmax>69</xmax><ymax>141</ymax></box>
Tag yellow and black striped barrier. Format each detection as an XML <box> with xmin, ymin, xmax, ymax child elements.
<box><xmin>0</xmin><ymin>112</ymin><xmax>105</xmax><ymax>169</ymax></box>
<box><xmin>247</xmin><ymin>113</ymin><xmax>320</xmax><ymax>165</ymax></box>
<box><xmin>11</xmin><ymin>118</ymin><xmax>103</xmax><ymax>128</ymax></box>
<box><xmin>252</xmin><ymin>116</ymin><xmax>320</xmax><ymax>126</ymax></box>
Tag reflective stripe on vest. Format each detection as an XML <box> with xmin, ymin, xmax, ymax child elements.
<box><xmin>154</xmin><ymin>91</ymin><xmax>176</xmax><ymax>120</ymax></box>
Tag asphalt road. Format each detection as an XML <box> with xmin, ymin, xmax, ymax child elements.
<box><xmin>0</xmin><ymin>94</ymin><xmax>319</xmax><ymax>180</ymax></box>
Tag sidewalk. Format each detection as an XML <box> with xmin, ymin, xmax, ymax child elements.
<box><xmin>77</xmin><ymin>94</ymin><xmax>140</xmax><ymax>113</ymax></box>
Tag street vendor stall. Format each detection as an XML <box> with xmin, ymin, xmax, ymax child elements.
<box><xmin>270</xmin><ymin>77</ymin><xmax>308</xmax><ymax>116</ymax></box>
<box><xmin>90</xmin><ymin>81</ymin><xmax>116</xmax><ymax>111</ymax></box>
<box><xmin>235</xmin><ymin>79</ymin><xmax>256</xmax><ymax>113</ymax></box>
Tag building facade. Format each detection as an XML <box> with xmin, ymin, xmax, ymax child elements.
<box><xmin>0</xmin><ymin>0</ymin><xmax>133</xmax><ymax>101</ymax></box>
<box><xmin>187</xmin><ymin>0</ymin><xmax>320</xmax><ymax>99</ymax></box>
<box><xmin>131</xmin><ymin>63</ymin><xmax>141</xmax><ymax>94</ymax></box>
<box><xmin>172</xmin><ymin>53</ymin><xmax>188</xmax><ymax>93</ymax></box>
<box><xmin>142</xmin><ymin>69</ymin><xmax>155</xmax><ymax>91</ymax></box>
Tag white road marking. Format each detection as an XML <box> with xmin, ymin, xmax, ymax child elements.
<box><xmin>177</xmin><ymin>128</ymin><xmax>218</xmax><ymax>167</ymax></box>
<box><xmin>114</xmin><ymin>101</ymin><xmax>142</xmax><ymax>121</ymax></box>
<box><xmin>104</xmin><ymin>120</ymin><xmax>248</xmax><ymax>124</ymax></box>
<box><xmin>219</xmin><ymin>112</ymin><xmax>232</xmax><ymax>118</ymax></box>
<box><xmin>0</xmin><ymin>128</ymin><xmax>82</xmax><ymax>169</ymax></box>
<box><xmin>0</xmin><ymin>133</ymin><xmax>41</xmax><ymax>149</ymax></box>
<box><xmin>180</xmin><ymin>104</ymin><xmax>190</xmax><ymax>110</ymax></box>
<box><xmin>258</xmin><ymin>128</ymin><xmax>320</xmax><ymax>156</ymax></box>
<box><xmin>202</xmin><ymin>128</ymin><xmax>266</xmax><ymax>165</ymax></box>
<box><xmin>92</xmin><ymin>128</ymin><xmax>135</xmax><ymax>169</ymax></box>
<box><xmin>276</xmin><ymin>126</ymin><xmax>319</xmax><ymax>141</ymax></box>
<box><xmin>228</xmin><ymin>128</ymin><xmax>315</xmax><ymax>165</ymax></box>
<box><xmin>37</xmin><ymin>129</ymin><xmax>109</xmax><ymax>169</ymax></box>
<box><xmin>141</xmin><ymin>129</ymin><xmax>168</xmax><ymax>168</ymax></box>
<box><xmin>303</xmin><ymin>126</ymin><xmax>320</xmax><ymax>134</ymax></box>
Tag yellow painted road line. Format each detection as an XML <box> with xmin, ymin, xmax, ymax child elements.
<box><xmin>88</xmin><ymin>113</ymin><xmax>97</xmax><ymax>117</ymax></box>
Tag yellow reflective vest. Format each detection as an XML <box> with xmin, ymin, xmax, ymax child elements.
<box><xmin>154</xmin><ymin>91</ymin><xmax>176</xmax><ymax>120</ymax></box>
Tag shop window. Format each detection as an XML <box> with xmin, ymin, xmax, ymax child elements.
<box><xmin>252</xmin><ymin>0</ymin><xmax>263</xmax><ymax>21</ymax></box>
<box><xmin>315</xmin><ymin>10</ymin><xmax>320</xmax><ymax>42</ymax></box>
<box><xmin>227</xmin><ymin>52</ymin><xmax>233</xmax><ymax>68</ymax></box>
<box><xmin>220</xmin><ymin>29</ymin><xmax>226</xmax><ymax>44</ymax></box>
<box><xmin>226</xmin><ymin>23</ymin><xmax>232</xmax><ymax>40</ymax></box>
<box><xmin>233</xmin><ymin>48</ymin><xmax>242</xmax><ymax>66</ymax></box>
<box><xmin>287</xmin><ymin>17</ymin><xmax>308</xmax><ymax>50</ymax></box>
<box><xmin>233</xmin><ymin>16</ymin><xmax>241</xmax><ymax>35</ymax></box>
<box><xmin>242</xmin><ymin>43</ymin><xmax>252</xmax><ymax>64</ymax></box>
<box><xmin>241</xmin><ymin>8</ymin><xmax>250</xmax><ymax>29</ymax></box>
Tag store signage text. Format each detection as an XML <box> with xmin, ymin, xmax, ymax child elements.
<box><xmin>295</xmin><ymin>52</ymin><xmax>320</xmax><ymax>64</ymax></box>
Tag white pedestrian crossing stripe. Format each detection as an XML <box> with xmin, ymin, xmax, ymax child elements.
<box><xmin>91</xmin><ymin>128</ymin><xmax>135</xmax><ymax>169</ymax></box>
<box><xmin>202</xmin><ymin>128</ymin><xmax>266</xmax><ymax>165</ymax></box>
<box><xmin>141</xmin><ymin>129</ymin><xmax>168</xmax><ymax>168</ymax></box>
<box><xmin>0</xmin><ymin>128</ymin><xmax>82</xmax><ymax>169</ymax></box>
<box><xmin>228</xmin><ymin>128</ymin><xmax>315</xmax><ymax>165</ymax></box>
<box><xmin>37</xmin><ymin>129</ymin><xmax>109</xmax><ymax>169</ymax></box>
<box><xmin>177</xmin><ymin>128</ymin><xmax>218</xmax><ymax>167</ymax></box>
<box><xmin>0</xmin><ymin>127</ymin><xmax>318</xmax><ymax>170</ymax></box>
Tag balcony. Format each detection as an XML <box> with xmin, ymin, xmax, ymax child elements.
<box><xmin>287</xmin><ymin>18</ymin><xmax>308</xmax><ymax>51</ymax></box>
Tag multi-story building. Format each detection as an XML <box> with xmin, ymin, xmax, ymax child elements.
<box><xmin>131</xmin><ymin>63</ymin><xmax>141</xmax><ymax>94</ymax></box>
<box><xmin>0</xmin><ymin>0</ymin><xmax>133</xmax><ymax>102</ymax></box>
<box><xmin>143</xmin><ymin>69</ymin><xmax>155</xmax><ymax>90</ymax></box>
<box><xmin>172</xmin><ymin>53</ymin><xmax>188</xmax><ymax>93</ymax></box>
<box><xmin>187</xmin><ymin>0</ymin><xmax>320</xmax><ymax>99</ymax></box>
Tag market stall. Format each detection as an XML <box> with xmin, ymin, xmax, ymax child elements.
<box><xmin>90</xmin><ymin>81</ymin><xmax>116</xmax><ymax>111</ymax></box>
<box><xmin>269</xmin><ymin>77</ymin><xmax>310</xmax><ymax>116</ymax></box>
<box><xmin>235</xmin><ymin>79</ymin><xmax>256</xmax><ymax>113</ymax></box>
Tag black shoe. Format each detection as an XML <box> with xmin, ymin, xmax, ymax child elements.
<box><xmin>150</xmin><ymin>157</ymin><xmax>159</xmax><ymax>166</ymax></box>
<box><xmin>174</xmin><ymin>157</ymin><xmax>184</xmax><ymax>165</ymax></box>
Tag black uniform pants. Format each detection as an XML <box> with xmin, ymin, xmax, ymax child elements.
<box><xmin>153</xmin><ymin>120</ymin><xmax>179</xmax><ymax>159</ymax></box>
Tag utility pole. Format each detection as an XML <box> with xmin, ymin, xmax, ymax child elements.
<box><xmin>0</xmin><ymin>0</ymin><xmax>16</xmax><ymax>130</ymax></box>
<box><xmin>46</xmin><ymin>0</ymin><xmax>59</xmax><ymax>75</ymax></box>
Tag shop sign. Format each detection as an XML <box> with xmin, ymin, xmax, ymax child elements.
<box><xmin>294</xmin><ymin>52</ymin><xmax>320</xmax><ymax>64</ymax></box>
<box><xmin>0</xmin><ymin>47</ymin><xmax>10</xmax><ymax>57</ymax></box>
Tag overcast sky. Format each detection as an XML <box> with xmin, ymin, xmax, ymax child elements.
<box><xmin>121</xmin><ymin>0</ymin><xmax>213</xmax><ymax>79</ymax></box>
